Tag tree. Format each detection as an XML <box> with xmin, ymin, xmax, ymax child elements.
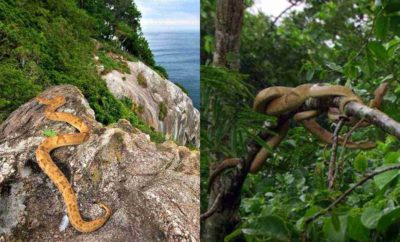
<box><xmin>201</xmin><ymin>0</ymin><xmax>400</xmax><ymax>240</ymax></box>
<box><xmin>213</xmin><ymin>0</ymin><xmax>245</xmax><ymax>69</ymax></box>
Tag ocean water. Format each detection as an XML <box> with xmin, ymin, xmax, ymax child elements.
<box><xmin>144</xmin><ymin>31</ymin><xmax>200</xmax><ymax>109</ymax></box>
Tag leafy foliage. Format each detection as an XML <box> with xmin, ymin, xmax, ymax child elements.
<box><xmin>0</xmin><ymin>0</ymin><xmax>164</xmax><ymax>142</ymax></box>
<box><xmin>201</xmin><ymin>0</ymin><xmax>400</xmax><ymax>241</ymax></box>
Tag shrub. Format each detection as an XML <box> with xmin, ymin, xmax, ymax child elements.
<box><xmin>137</xmin><ymin>72</ymin><xmax>148</xmax><ymax>88</ymax></box>
<box><xmin>158</xmin><ymin>102</ymin><xmax>168</xmax><ymax>121</ymax></box>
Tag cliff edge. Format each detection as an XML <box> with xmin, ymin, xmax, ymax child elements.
<box><xmin>99</xmin><ymin>53</ymin><xmax>200</xmax><ymax>148</ymax></box>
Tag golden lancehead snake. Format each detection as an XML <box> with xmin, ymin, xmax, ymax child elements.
<box><xmin>35</xmin><ymin>96</ymin><xmax>111</xmax><ymax>233</ymax></box>
<box><xmin>209</xmin><ymin>83</ymin><xmax>388</xmax><ymax>187</ymax></box>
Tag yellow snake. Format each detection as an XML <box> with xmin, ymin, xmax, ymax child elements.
<box><xmin>209</xmin><ymin>83</ymin><xmax>388</xmax><ymax>186</ymax></box>
<box><xmin>35</xmin><ymin>96</ymin><xmax>111</xmax><ymax>233</ymax></box>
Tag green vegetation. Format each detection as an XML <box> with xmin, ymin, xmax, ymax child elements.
<box><xmin>174</xmin><ymin>82</ymin><xmax>189</xmax><ymax>95</ymax></box>
<box><xmin>0</xmin><ymin>0</ymin><xmax>165</xmax><ymax>142</ymax></box>
<box><xmin>158</xmin><ymin>101</ymin><xmax>167</xmax><ymax>121</ymax></box>
<box><xmin>137</xmin><ymin>72</ymin><xmax>148</xmax><ymax>88</ymax></box>
<box><xmin>97</xmin><ymin>51</ymin><xmax>130</xmax><ymax>74</ymax></box>
<box><xmin>133</xmin><ymin>102</ymin><xmax>145</xmax><ymax>115</ymax></box>
<box><xmin>42</xmin><ymin>129</ymin><xmax>57</xmax><ymax>137</ymax></box>
<box><xmin>202</xmin><ymin>0</ymin><xmax>400</xmax><ymax>241</ymax></box>
<box><xmin>153</xmin><ymin>65</ymin><xmax>169</xmax><ymax>79</ymax></box>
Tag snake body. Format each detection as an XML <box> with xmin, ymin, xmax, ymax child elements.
<box><xmin>35</xmin><ymin>96</ymin><xmax>111</xmax><ymax>233</ymax></box>
<box><xmin>209</xmin><ymin>83</ymin><xmax>388</xmax><ymax>186</ymax></box>
<box><xmin>264</xmin><ymin>84</ymin><xmax>362</xmax><ymax>115</ymax></box>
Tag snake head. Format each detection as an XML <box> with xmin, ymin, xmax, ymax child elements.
<box><xmin>36</xmin><ymin>97</ymin><xmax>52</xmax><ymax>105</ymax></box>
<box><xmin>36</xmin><ymin>96</ymin><xmax>66</xmax><ymax>106</ymax></box>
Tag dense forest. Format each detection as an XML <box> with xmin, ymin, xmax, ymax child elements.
<box><xmin>0</xmin><ymin>0</ymin><xmax>167</xmax><ymax>141</ymax></box>
<box><xmin>201</xmin><ymin>0</ymin><xmax>400</xmax><ymax>241</ymax></box>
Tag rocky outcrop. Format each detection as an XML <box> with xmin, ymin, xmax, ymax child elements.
<box><xmin>101</xmin><ymin>58</ymin><xmax>200</xmax><ymax>148</ymax></box>
<box><xmin>0</xmin><ymin>85</ymin><xmax>199</xmax><ymax>241</ymax></box>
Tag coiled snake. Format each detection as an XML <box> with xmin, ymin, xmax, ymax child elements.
<box><xmin>35</xmin><ymin>96</ymin><xmax>111</xmax><ymax>232</ymax></box>
<box><xmin>209</xmin><ymin>83</ymin><xmax>388</xmax><ymax>186</ymax></box>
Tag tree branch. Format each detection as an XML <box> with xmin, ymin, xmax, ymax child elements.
<box><xmin>304</xmin><ymin>164</ymin><xmax>400</xmax><ymax>227</ymax></box>
<box><xmin>343</xmin><ymin>102</ymin><xmax>400</xmax><ymax>139</ymax></box>
<box><xmin>272</xmin><ymin>0</ymin><xmax>302</xmax><ymax>26</ymax></box>
<box><xmin>336</xmin><ymin>118</ymin><xmax>366</xmax><ymax>181</ymax></box>
<box><xmin>328</xmin><ymin>118</ymin><xmax>345</xmax><ymax>189</ymax></box>
<box><xmin>201</xmin><ymin>193</ymin><xmax>222</xmax><ymax>220</ymax></box>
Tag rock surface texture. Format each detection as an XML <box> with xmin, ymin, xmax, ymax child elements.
<box><xmin>101</xmin><ymin>57</ymin><xmax>200</xmax><ymax>148</ymax></box>
<box><xmin>0</xmin><ymin>85</ymin><xmax>200</xmax><ymax>241</ymax></box>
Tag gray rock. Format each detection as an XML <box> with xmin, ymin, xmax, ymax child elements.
<box><xmin>0</xmin><ymin>85</ymin><xmax>199</xmax><ymax>242</ymax></box>
<box><xmin>102</xmin><ymin>59</ymin><xmax>200</xmax><ymax>148</ymax></box>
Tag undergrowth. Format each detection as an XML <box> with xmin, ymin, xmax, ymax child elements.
<box><xmin>0</xmin><ymin>0</ymin><xmax>165</xmax><ymax>143</ymax></box>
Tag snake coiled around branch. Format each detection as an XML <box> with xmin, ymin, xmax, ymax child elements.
<box><xmin>209</xmin><ymin>83</ymin><xmax>388</xmax><ymax>187</ymax></box>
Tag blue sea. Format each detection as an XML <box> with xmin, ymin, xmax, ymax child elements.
<box><xmin>144</xmin><ymin>31</ymin><xmax>200</xmax><ymax>109</ymax></box>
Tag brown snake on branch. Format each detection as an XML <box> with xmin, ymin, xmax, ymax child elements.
<box><xmin>35</xmin><ymin>96</ymin><xmax>111</xmax><ymax>232</ymax></box>
<box><xmin>208</xmin><ymin>83</ymin><xmax>388</xmax><ymax>188</ymax></box>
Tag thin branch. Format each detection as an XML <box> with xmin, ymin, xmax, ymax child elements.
<box><xmin>201</xmin><ymin>193</ymin><xmax>222</xmax><ymax>221</ymax></box>
<box><xmin>305</xmin><ymin>164</ymin><xmax>400</xmax><ymax>227</ymax></box>
<box><xmin>343</xmin><ymin>101</ymin><xmax>400</xmax><ymax>138</ymax></box>
<box><xmin>328</xmin><ymin>118</ymin><xmax>345</xmax><ymax>189</ymax></box>
<box><xmin>336</xmin><ymin>118</ymin><xmax>366</xmax><ymax>180</ymax></box>
<box><xmin>272</xmin><ymin>0</ymin><xmax>302</xmax><ymax>26</ymax></box>
<box><xmin>348</xmin><ymin>7</ymin><xmax>384</xmax><ymax>63</ymax></box>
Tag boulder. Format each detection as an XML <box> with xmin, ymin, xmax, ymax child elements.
<box><xmin>0</xmin><ymin>85</ymin><xmax>199</xmax><ymax>241</ymax></box>
<box><xmin>102</xmin><ymin>59</ymin><xmax>200</xmax><ymax>148</ymax></box>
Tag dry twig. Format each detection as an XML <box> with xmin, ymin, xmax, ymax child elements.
<box><xmin>328</xmin><ymin>118</ymin><xmax>346</xmax><ymax>189</ymax></box>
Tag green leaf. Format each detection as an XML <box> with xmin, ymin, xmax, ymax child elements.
<box><xmin>323</xmin><ymin>216</ymin><xmax>348</xmax><ymax>242</ymax></box>
<box><xmin>361</xmin><ymin>207</ymin><xmax>383</xmax><ymax>229</ymax></box>
<box><xmin>367</xmin><ymin>53</ymin><xmax>376</xmax><ymax>74</ymax></box>
<box><xmin>377</xmin><ymin>207</ymin><xmax>400</xmax><ymax>231</ymax></box>
<box><xmin>368</xmin><ymin>41</ymin><xmax>388</xmax><ymax>61</ymax></box>
<box><xmin>306</xmin><ymin>69</ymin><xmax>315</xmax><ymax>81</ymax></box>
<box><xmin>326</xmin><ymin>62</ymin><xmax>343</xmax><ymax>72</ymax></box>
<box><xmin>248</xmin><ymin>215</ymin><xmax>291</xmax><ymax>242</ymax></box>
<box><xmin>42</xmin><ymin>129</ymin><xmax>57</xmax><ymax>137</ymax></box>
<box><xmin>373</xmin><ymin>169</ymin><xmax>399</xmax><ymax>190</ymax></box>
<box><xmin>347</xmin><ymin>215</ymin><xmax>370</xmax><ymax>242</ymax></box>
<box><xmin>375</xmin><ymin>14</ymin><xmax>390</xmax><ymax>39</ymax></box>
<box><xmin>304</xmin><ymin>206</ymin><xmax>322</xmax><ymax>218</ymax></box>
<box><xmin>343</xmin><ymin>63</ymin><xmax>358</xmax><ymax>80</ymax></box>
<box><xmin>390</xmin><ymin>16</ymin><xmax>400</xmax><ymax>37</ymax></box>
<box><xmin>224</xmin><ymin>227</ymin><xmax>243</xmax><ymax>242</ymax></box>
<box><xmin>386</xmin><ymin>38</ymin><xmax>400</xmax><ymax>59</ymax></box>
<box><xmin>354</xmin><ymin>153</ymin><xmax>368</xmax><ymax>173</ymax></box>
<box><xmin>384</xmin><ymin>151</ymin><xmax>400</xmax><ymax>164</ymax></box>
<box><xmin>332</xmin><ymin>212</ymin><xmax>341</xmax><ymax>231</ymax></box>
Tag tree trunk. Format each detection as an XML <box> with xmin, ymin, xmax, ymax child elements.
<box><xmin>203</xmin><ymin>117</ymin><xmax>289</xmax><ymax>241</ymax></box>
<box><xmin>213</xmin><ymin>0</ymin><xmax>244</xmax><ymax>70</ymax></box>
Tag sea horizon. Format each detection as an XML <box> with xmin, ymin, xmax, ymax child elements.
<box><xmin>144</xmin><ymin>31</ymin><xmax>200</xmax><ymax>109</ymax></box>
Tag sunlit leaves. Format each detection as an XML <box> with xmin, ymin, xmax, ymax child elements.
<box><xmin>361</xmin><ymin>206</ymin><xmax>400</xmax><ymax>232</ymax></box>
<box><xmin>354</xmin><ymin>153</ymin><xmax>368</xmax><ymax>173</ymax></box>
<box><xmin>362</xmin><ymin>207</ymin><xmax>383</xmax><ymax>229</ymax></box>
<box><xmin>374</xmin><ymin>168</ymin><xmax>399</xmax><ymax>190</ymax></box>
